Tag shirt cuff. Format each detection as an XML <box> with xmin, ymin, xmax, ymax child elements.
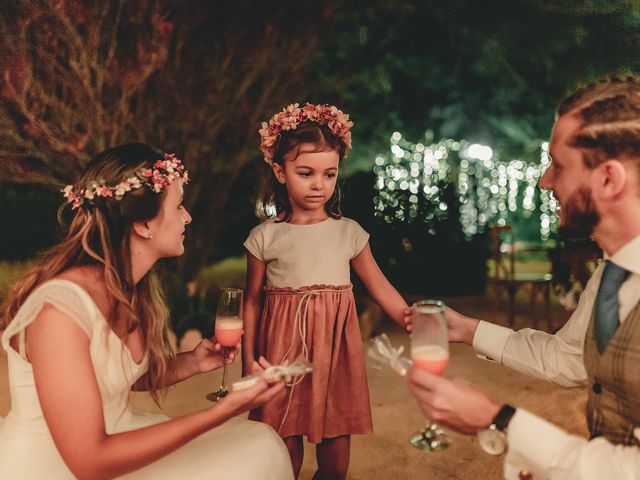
<box><xmin>472</xmin><ymin>320</ymin><xmax>513</xmax><ymax>363</ymax></box>
<box><xmin>505</xmin><ymin>408</ymin><xmax>574</xmax><ymax>478</ymax></box>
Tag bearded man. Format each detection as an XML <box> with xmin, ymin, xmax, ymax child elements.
<box><xmin>407</xmin><ymin>76</ymin><xmax>640</xmax><ymax>480</ymax></box>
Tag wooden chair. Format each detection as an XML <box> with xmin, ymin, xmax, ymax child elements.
<box><xmin>488</xmin><ymin>225</ymin><xmax>553</xmax><ymax>329</ymax></box>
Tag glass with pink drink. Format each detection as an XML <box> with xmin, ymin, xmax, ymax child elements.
<box><xmin>206</xmin><ymin>288</ymin><xmax>243</xmax><ymax>401</ymax></box>
<box><xmin>410</xmin><ymin>299</ymin><xmax>451</xmax><ymax>451</ymax></box>
<box><xmin>215</xmin><ymin>316</ymin><xmax>244</xmax><ymax>347</ymax></box>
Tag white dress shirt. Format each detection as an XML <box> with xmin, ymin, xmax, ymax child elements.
<box><xmin>473</xmin><ymin>235</ymin><xmax>640</xmax><ymax>480</ymax></box>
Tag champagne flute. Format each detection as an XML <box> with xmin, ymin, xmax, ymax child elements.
<box><xmin>410</xmin><ymin>299</ymin><xmax>451</xmax><ymax>451</ymax></box>
<box><xmin>206</xmin><ymin>288</ymin><xmax>243</xmax><ymax>401</ymax></box>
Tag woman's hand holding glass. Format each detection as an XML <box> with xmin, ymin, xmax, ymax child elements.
<box><xmin>192</xmin><ymin>337</ymin><xmax>241</xmax><ymax>374</ymax></box>
<box><xmin>207</xmin><ymin>288</ymin><xmax>244</xmax><ymax>401</ymax></box>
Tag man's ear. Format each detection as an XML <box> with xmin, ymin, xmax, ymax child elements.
<box><xmin>597</xmin><ymin>159</ymin><xmax>627</xmax><ymax>200</ymax></box>
<box><xmin>272</xmin><ymin>162</ymin><xmax>286</xmax><ymax>184</ymax></box>
<box><xmin>132</xmin><ymin>221</ymin><xmax>153</xmax><ymax>240</ymax></box>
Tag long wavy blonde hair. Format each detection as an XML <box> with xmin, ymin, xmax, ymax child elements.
<box><xmin>1</xmin><ymin>143</ymin><xmax>178</xmax><ymax>403</ymax></box>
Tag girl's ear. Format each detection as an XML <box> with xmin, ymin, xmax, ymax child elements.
<box><xmin>132</xmin><ymin>221</ymin><xmax>154</xmax><ymax>240</ymax></box>
<box><xmin>272</xmin><ymin>162</ymin><xmax>286</xmax><ymax>184</ymax></box>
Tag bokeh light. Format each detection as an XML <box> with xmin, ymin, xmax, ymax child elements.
<box><xmin>373</xmin><ymin>135</ymin><xmax>557</xmax><ymax>241</ymax></box>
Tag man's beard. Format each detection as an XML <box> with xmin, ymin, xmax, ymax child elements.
<box><xmin>557</xmin><ymin>187</ymin><xmax>600</xmax><ymax>240</ymax></box>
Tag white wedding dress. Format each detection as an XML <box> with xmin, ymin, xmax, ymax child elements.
<box><xmin>0</xmin><ymin>279</ymin><xmax>294</xmax><ymax>479</ymax></box>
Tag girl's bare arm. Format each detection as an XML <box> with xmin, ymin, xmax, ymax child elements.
<box><xmin>242</xmin><ymin>251</ymin><xmax>267</xmax><ymax>375</ymax></box>
<box><xmin>351</xmin><ymin>243</ymin><xmax>409</xmax><ymax>328</ymax></box>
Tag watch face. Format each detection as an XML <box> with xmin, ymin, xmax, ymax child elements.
<box><xmin>477</xmin><ymin>428</ymin><xmax>506</xmax><ymax>456</ymax></box>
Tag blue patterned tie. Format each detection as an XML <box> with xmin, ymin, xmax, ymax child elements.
<box><xmin>595</xmin><ymin>261</ymin><xmax>630</xmax><ymax>353</ymax></box>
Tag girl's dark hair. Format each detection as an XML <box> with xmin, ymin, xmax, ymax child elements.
<box><xmin>258</xmin><ymin>122</ymin><xmax>347</xmax><ymax>221</ymax></box>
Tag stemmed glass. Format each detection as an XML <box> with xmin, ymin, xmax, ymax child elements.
<box><xmin>409</xmin><ymin>299</ymin><xmax>451</xmax><ymax>451</ymax></box>
<box><xmin>206</xmin><ymin>288</ymin><xmax>244</xmax><ymax>402</ymax></box>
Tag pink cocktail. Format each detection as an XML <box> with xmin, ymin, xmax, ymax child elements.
<box><xmin>207</xmin><ymin>288</ymin><xmax>244</xmax><ymax>402</ymax></box>
<box><xmin>411</xmin><ymin>345</ymin><xmax>449</xmax><ymax>376</ymax></box>
<box><xmin>409</xmin><ymin>299</ymin><xmax>451</xmax><ymax>451</ymax></box>
<box><xmin>215</xmin><ymin>316</ymin><xmax>243</xmax><ymax>347</ymax></box>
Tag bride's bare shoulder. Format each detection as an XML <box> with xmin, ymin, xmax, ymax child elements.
<box><xmin>54</xmin><ymin>266</ymin><xmax>105</xmax><ymax>298</ymax></box>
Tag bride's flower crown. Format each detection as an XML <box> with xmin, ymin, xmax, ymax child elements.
<box><xmin>62</xmin><ymin>153</ymin><xmax>189</xmax><ymax>210</ymax></box>
<box><xmin>259</xmin><ymin>102</ymin><xmax>354</xmax><ymax>165</ymax></box>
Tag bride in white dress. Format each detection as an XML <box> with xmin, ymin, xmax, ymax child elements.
<box><xmin>0</xmin><ymin>144</ymin><xmax>294</xmax><ymax>479</ymax></box>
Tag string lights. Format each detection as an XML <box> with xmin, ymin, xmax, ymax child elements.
<box><xmin>373</xmin><ymin>132</ymin><xmax>557</xmax><ymax>241</ymax></box>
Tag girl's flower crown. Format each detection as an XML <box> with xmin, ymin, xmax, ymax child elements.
<box><xmin>62</xmin><ymin>153</ymin><xmax>189</xmax><ymax>210</ymax></box>
<box><xmin>259</xmin><ymin>102</ymin><xmax>354</xmax><ymax>165</ymax></box>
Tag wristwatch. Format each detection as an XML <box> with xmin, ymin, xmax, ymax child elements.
<box><xmin>477</xmin><ymin>404</ymin><xmax>515</xmax><ymax>455</ymax></box>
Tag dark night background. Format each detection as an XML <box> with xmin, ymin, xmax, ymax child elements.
<box><xmin>0</xmin><ymin>0</ymin><xmax>638</xmax><ymax>301</ymax></box>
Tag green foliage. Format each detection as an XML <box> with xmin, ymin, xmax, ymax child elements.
<box><xmin>311</xmin><ymin>0</ymin><xmax>640</xmax><ymax>173</ymax></box>
<box><xmin>0</xmin><ymin>260</ymin><xmax>30</xmax><ymax>301</ymax></box>
<box><xmin>196</xmin><ymin>255</ymin><xmax>247</xmax><ymax>291</ymax></box>
<box><xmin>3</xmin><ymin>0</ymin><xmax>640</xmax><ymax>278</ymax></box>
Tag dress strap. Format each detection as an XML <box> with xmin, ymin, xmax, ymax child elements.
<box><xmin>2</xmin><ymin>280</ymin><xmax>96</xmax><ymax>358</ymax></box>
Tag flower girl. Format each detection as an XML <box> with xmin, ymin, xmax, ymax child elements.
<box><xmin>243</xmin><ymin>104</ymin><xmax>410</xmax><ymax>479</ymax></box>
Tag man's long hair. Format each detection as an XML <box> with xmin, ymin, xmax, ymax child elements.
<box><xmin>559</xmin><ymin>75</ymin><xmax>640</xmax><ymax>168</ymax></box>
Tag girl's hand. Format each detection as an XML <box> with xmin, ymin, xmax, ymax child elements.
<box><xmin>404</xmin><ymin>305</ymin><xmax>479</xmax><ymax>344</ymax></box>
<box><xmin>221</xmin><ymin>369</ymin><xmax>286</xmax><ymax>415</ymax></box>
<box><xmin>240</xmin><ymin>354</ymin><xmax>266</xmax><ymax>376</ymax></box>
<box><xmin>192</xmin><ymin>337</ymin><xmax>241</xmax><ymax>373</ymax></box>
<box><xmin>403</xmin><ymin>306</ymin><xmax>412</xmax><ymax>332</ymax></box>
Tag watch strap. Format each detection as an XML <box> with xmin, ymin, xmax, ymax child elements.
<box><xmin>492</xmin><ymin>404</ymin><xmax>516</xmax><ymax>432</ymax></box>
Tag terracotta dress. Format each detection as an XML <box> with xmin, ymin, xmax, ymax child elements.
<box><xmin>244</xmin><ymin>217</ymin><xmax>373</xmax><ymax>443</ymax></box>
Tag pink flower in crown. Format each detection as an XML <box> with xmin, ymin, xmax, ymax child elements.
<box><xmin>142</xmin><ymin>168</ymin><xmax>153</xmax><ymax>178</ymax></box>
<box><xmin>62</xmin><ymin>185</ymin><xmax>83</xmax><ymax>209</ymax></box>
<box><xmin>152</xmin><ymin>171</ymin><xmax>163</xmax><ymax>184</ymax></box>
<box><xmin>97</xmin><ymin>186</ymin><xmax>113</xmax><ymax>198</ymax></box>
<box><xmin>302</xmin><ymin>103</ymin><xmax>320</xmax><ymax>122</ymax></box>
<box><xmin>258</xmin><ymin>102</ymin><xmax>354</xmax><ymax>165</ymax></box>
